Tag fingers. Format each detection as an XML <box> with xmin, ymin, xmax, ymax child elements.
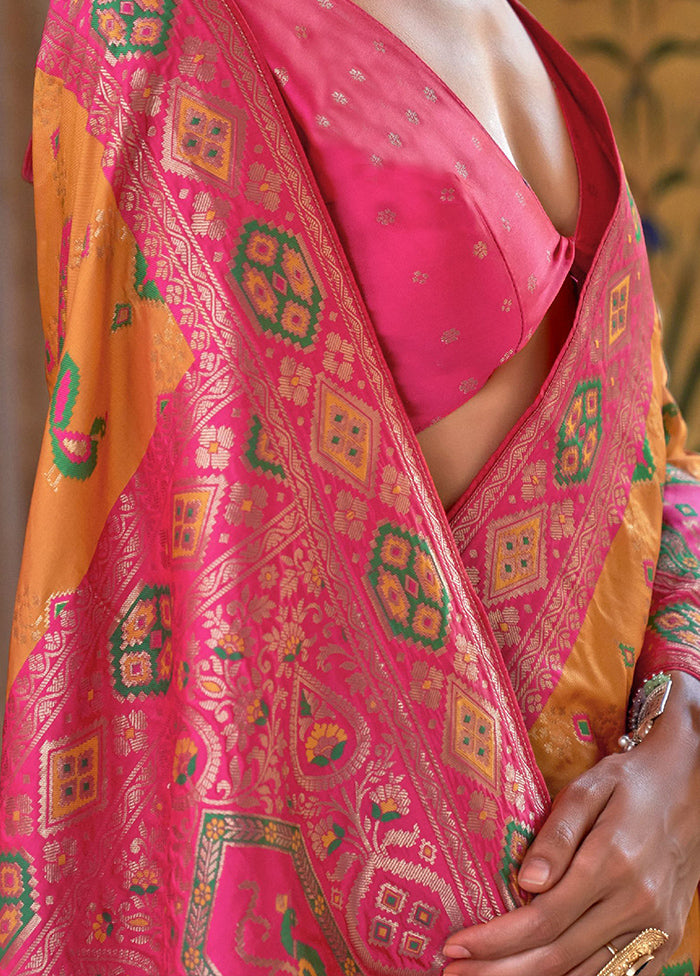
<box><xmin>518</xmin><ymin>774</ymin><xmax>616</xmax><ymax>894</ymax></box>
<box><xmin>443</xmin><ymin>918</ymin><xmax>662</xmax><ymax>976</ymax></box>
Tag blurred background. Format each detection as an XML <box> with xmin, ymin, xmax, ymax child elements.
<box><xmin>1</xmin><ymin>0</ymin><xmax>699</xmax><ymax>715</ymax></box>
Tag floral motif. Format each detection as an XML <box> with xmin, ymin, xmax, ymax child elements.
<box><xmin>279</xmin><ymin>356</ymin><xmax>313</xmax><ymax>406</ymax></box>
<box><xmin>92</xmin><ymin>910</ymin><xmax>114</xmax><ymax>944</ymax></box>
<box><xmin>322</xmin><ymin>332</ymin><xmax>354</xmax><ymax>382</ymax></box>
<box><xmin>370</xmin><ymin>779</ymin><xmax>410</xmax><ymax>822</ymax></box>
<box><xmin>488</xmin><ymin>607</ymin><xmax>521</xmax><ymax>649</ymax></box>
<box><xmin>379</xmin><ymin>465</ymin><xmax>411</xmax><ymax>514</ymax></box>
<box><xmin>521</xmin><ymin>461</ymin><xmax>547</xmax><ymax>501</ymax></box>
<box><xmin>114</xmin><ymin>711</ymin><xmax>148</xmax><ymax>755</ymax></box>
<box><xmin>205</xmin><ymin>816</ymin><xmax>226</xmax><ymax>841</ymax></box>
<box><xmin>246</xmin><ymin>697</ymin><xmax>269</xmax><ymax>726</ymax></box>
<box><xmin>6</xmin><ymin>793</ymin><xmax>33</xmax><ymax>836</ymax></box>
<box><xmin>225</xmin><ymin>483</ymin><xmax>268</xmax><ymax>527</ymax></box>
<box><xmin>244</xmin><ymin>162</ymin><xmax>282</xmax><ymax>212</ymax></box>
<box><xmin>263</xmin><ymin>613</ymin><xmax>309</xmax><ymax>664</ymax></box>
<box><xmin>195</xmin><ymin>425</ymin><xmax>234</xmax><ymax>471</ymax></box>
<box><xmin>179</xmin><ymin>36</ymin><xmax>217</xmax><ymax>82</ymax></box>
<box><xmin>551</xmin><ymin>500</ymin><xmax>575</xmax><ymax>540</ymax></box>
<box><xmin>310</xmin><ymin>816</ymin><xmax>345</xmax><ymax>859</ymax></box>
<box><xmin>129</xmin><ymin>68</ymin><xmax>165</xmax><ymax>116</ymax></box>
<box><xmin>467</xmin><ymin>791</ymin><xmax>498</xmax><ymax>839</ymax></box>
<box><xmin>305</xmin><ymin>722</ymin><xmax>348</xmax><ymax>766</ymax></box>
<box><xmin>454</xmin><ymin>634</ymin><xmax>480</xmax><ymax>682</ymax></box>
<box><xmin>129</xmin><ymin>866</ymin><xmax>159</xmax><ymax>895</ymax></box>
<box><xmin>408</xmin><ymin>660</ymin><xmax>444</xmax><ymax>708</ymax></box>
<box><xmin>183</xmin><ymin>945</ymin><xmax>202</xmax><ymax>971</ymax></box>
<box><xmin>192</xmin><ymin>191</ymin><xmax>230</xmax><ymax>241</ymax></box>
<box><xmin>193</xmin><ymin>882</ymin><xmax>213</xmax><ymax>906</ymax></box>
<box><xmin>333</xmin><ymin>490</ymin><xmax>368</xmax><ymax>541</ymax></box>
<box><xmin>43</xmin><ymin>837</ymin><xmax>77</xmax><ymax>883</ymax></box>
<box><xmin>504</xmin><ymin>763</ymin><xmax>526</xmax><ymax>812</ymax></box>
<box><xmin>258</xmin><ymin>564</ymin><xmax>279</xmax><ymax>589</ymax></box>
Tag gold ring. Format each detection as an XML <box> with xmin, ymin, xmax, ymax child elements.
<box><xmin>595</xmin><ymin>929</ymin><xmax>669</xmax><ymax>976</ymax></box>
<box><xmin>605</xmin><ymin>943</ymin><xmax>618</xmax><ymax>958</ymax></box>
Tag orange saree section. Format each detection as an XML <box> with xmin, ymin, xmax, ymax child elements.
<box><xmin>9</xmin><ymin>71</ymin><xmax>192</xmax><ymax>692</ymax></box>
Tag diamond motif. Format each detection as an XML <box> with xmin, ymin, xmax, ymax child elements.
<box><xmin>487</xmin><ymin>509</ymin><xmax>546</xmax><ymax>601</ymax></box>
<box><xmin>166</xmin><ymin>86</ymin><xmax>244</xmax><ymax>187</ymax></box>
<box><xmin>314</xmin><ymin>380</ymin><xmax>378</xmax><ymax>488</ymax></box>
<box><xmin>555</xmin><ymin>379</ymin><xmax>603</xmax><ymax>486</ymax></box>
<box><xmin>92</xmin><ymin>0</ymin><xmax>176</xmax><ymax>58</ymax></box>
<box><xmin>609</xmin><ymin>274</ymin><xmax>630</xmax><ymax>345</ymax></box>
<box><xmin>444</xmin><ymin>678</ymin><xmax>497</xmax><ymax>786</ymax></box>
<box><xmin>367</xmin><ymin>524</ymin><xmax>450</xmax><ymax>651</ymax></box>
<box><xmin>231</xmin><ymin>222</ymin><xmax>324</xmax><ymax>348</ymax></box>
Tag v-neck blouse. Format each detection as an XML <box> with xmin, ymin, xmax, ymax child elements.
<box><xmin>236</xmin><ymin>0</ymin><xmax>619</xmax><ymax>432</ymax></box>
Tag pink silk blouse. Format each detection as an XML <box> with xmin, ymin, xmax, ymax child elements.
<box><xmin>236</xmin><ymin>0</ymin><xmax>619</xmax><ymax>432</ymax></box>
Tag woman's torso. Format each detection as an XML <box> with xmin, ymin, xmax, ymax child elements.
<box><xmin>237</xmin><ymin>0</ymin><xmax>617</xmax><ymax>508</ymax></box>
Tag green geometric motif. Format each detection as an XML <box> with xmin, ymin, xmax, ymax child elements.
<box><xmin>49</xmin><ymin>353</ymin><xmax>106</xmax><ymax>480</ymax></box>
<box><xmin>245</xmin><ymin>415</ymin><xmax>286</xmax><ymax>481</ymax></box>
<box><xmin>658</xmin><ymin>526</ymin><xmax>700</xmax><ymax>581</ymax></box>
<box><xmin>649</xmin><ymin>601</ymin><xmax>700</xmax><ymax>652</ymax></box>
<box><xmin>555</xmin><ymin>379</ymin><xmax>603</xmax><ymax>486</ymax></box>
<box><xmin>0</xmin><ymin>852</ymin><xmax>35</xmax><ymax>962</ymax></box>
<box><xmin>367</xmin><ymin>523</ymin><xmax>449</xmax><ymax>651</ymax></box>
<box><xmin>134</xmin><ymin>246</ymin><xmax>164</xmax><ymax>302</ymax></box>
<box><xmin>91</xmin><ymin>0</ymin><xmax>177</xmax><ymax>59</ymax></box>
<box><xmin>498</xmin><ymin>819</ymin><xmax>534</xmax><ymax>905</ymax></box>
<box><xmin>109</xmin><ymin>585</ymin><xmax>173</xmax><ymax>698</ymax></box>
<box><xmin>661</xmin><ymin>960</ymin><xmax>695</xmax><ymax>976</ymax></box>
<box><xmin>632</xmin><ymin>435</ymin><xmax>655</xmax><ymax>483</ymax></box>
<box><xmin>111</xmin><ymin>302</ymin><xmax>133</xmax><ymax>332</ymax></box>
<box><xmin>231</xmin><ymin>221</ymin><xmax>323</xmax><ymax>348</ymax></box>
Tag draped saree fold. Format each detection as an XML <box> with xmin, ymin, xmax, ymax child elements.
<box><xmin>1</xmin><ymin>0</ymin><xmax>700</xmax><ymax>973</ymax></box>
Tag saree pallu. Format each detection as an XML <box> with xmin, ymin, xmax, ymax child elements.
<box><xmin>2</xmin><ymin>1</ymin><xmax>700</xmax><ymax>973</ymax></box>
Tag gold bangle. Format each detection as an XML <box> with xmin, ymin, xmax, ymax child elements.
<box><xmin>595</xmin><ymin>929</ymin><xmax>669</xmax><ymax>976</ymax></box>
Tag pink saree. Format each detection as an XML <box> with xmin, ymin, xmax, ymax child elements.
<box><xmin>1</xmin><ymin>0</ymin><xmax>700</xmax><ymax>973</ymax></box>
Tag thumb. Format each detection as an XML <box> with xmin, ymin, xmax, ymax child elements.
<box><xmin>519</xmin><ymin>774</ymin><xmax>613</xmax><ymax>892</ymax></box>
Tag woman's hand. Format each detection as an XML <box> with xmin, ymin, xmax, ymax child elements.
<box><xmin>443</xmin><ymin>671</ymin><xmax>700</xmax><ymax>976</ymax></box>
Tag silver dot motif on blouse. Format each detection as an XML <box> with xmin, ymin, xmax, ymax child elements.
<box><xmin>388</xmin><ymin>132</ymin><xmax>403</xmax><ymax>147</ymax></box>
<box><xmin>455</xmin><ymin>162</ymin><xmax>468</xmax><ymax>179</ymax></box>
<box><xmin>441</xmin><ymin>328</ymin><xmax>460</xmax><ymax>344</ymax></box>
<box><xmin>377</xmin><ymin>209</ymin><xmax>396</xmax><ymax>225</ymax></box>
<box><xmin>424</xmin><ymin>86</ymin><xmax>437</xmax><ymax>102</ymax></box>
<box><xmin>332</xmin><ymin>91</ymin><xmax>348</xmax><ymax>105</ymax></box>
<box><xmin>316</xmin><ymin>115</ymin><xmax>331</xmax><ymax>128</ymax></box>
<box><xmin>349</xmin><ymin>68</ymin><xmax>366</xmax><ymax>82</ymax></box>
<box><xmin>317</xmin><ymin>0</ymin><xmax>334</xmax><ymax>8</ymax></box>
<box><xmin>273</xmin><ymin>67</ymin><xmax>289</xmax><ymax>86</ymax></box>
<box><xmin>406</xmin><ymin>109</ymin><xmax>420</xmax><ymax>125</ymax></box>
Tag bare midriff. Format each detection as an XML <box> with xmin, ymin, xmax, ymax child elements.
<box><xmin>350</xmin><ymin>0</ymin><xmax>581</xmax><ymax>508</ymax></box>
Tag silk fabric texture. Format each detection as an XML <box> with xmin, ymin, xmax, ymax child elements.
<box><xmin>1</xmin><ymin>0</ymin><xmax>700</xmax><ymax>973</ymax></box>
